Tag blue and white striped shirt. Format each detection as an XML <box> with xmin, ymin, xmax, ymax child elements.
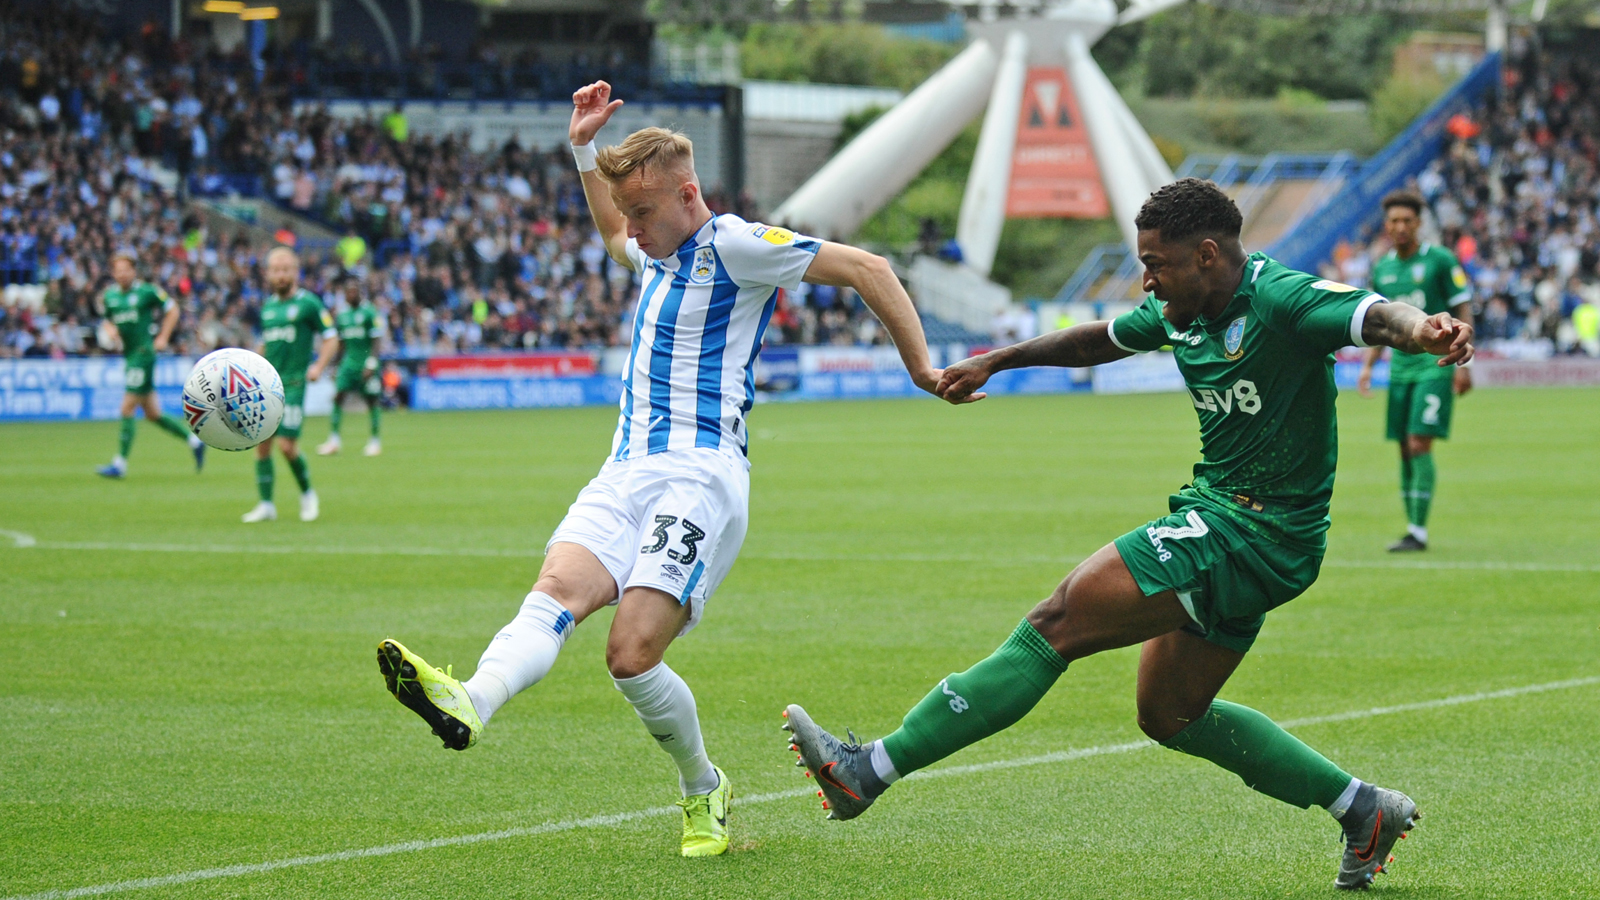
<box><xmin>611</xmin><ymin>214</ymin><xmax>821</xmax><ymax>462</ymax></box>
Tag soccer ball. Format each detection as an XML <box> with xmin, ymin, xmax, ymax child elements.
<box><xmin>181</xmin><ymin>349</ymin><xmax>285</xmax><ymax>451</ymax></box>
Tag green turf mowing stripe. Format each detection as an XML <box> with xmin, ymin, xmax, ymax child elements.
<box><xmin>5</xmin><ymin>530</ymin><xmax>1599</xmax><ymax>572</ymax></box>
<box><xmin>9</xmin><ymin>675</ymin><xmax>1596</xmax><ymax>900</ymax></box>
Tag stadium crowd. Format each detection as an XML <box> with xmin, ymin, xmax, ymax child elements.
<box><xmin>0</xmin><ymin>3</ymin><xmax>886</xmax><ymax>361</ymax></box>
<box><xmin>1328</xmin><ymin>42</ymin><xmax>1600</xmax><ymax>355</ymax></box>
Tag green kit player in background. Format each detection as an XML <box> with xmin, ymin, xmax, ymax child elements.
<box><xmin>1358</xmin><ymin>190</ymin><xmax>1474</xmax><ymax>552</ymax></box>
<box><xmin>95</xmin><ymin>250</ymin><xmax>206</xmax><ymax>478</ymax></box>
<box><xmin>242</xmin><ymin>246</ymin><xmax>339</xmax><ymax>524</ymax></box>
<box><xmin>783</xmin><ymin>179</ymin><xmax>1475</xmax><ymax>891</ymax></box>
<box><xmin>317</xmin><ymin>276</ymin><xmax>385</xmax><ymax>458</ymax></box>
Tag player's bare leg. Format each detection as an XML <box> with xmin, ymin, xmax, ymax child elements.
<box><xmin>362</xmin><ymin>393</ymin><xmax>382</xmax><ymax>456</ymax></box>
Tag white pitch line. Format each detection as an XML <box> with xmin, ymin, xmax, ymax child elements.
<box><xmin>6</xmin><ymin>675</ymin><xmax>1597</xmax><ymax>900</ymax></box>
<box><xmin>5</xmin><ymin>528</ymin><xmax>1599</xmax><ymax>572</ymax></box>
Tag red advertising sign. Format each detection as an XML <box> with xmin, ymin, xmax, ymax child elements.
<box><xmin>1006</xmin><ymin>67</ymin><xmax>1109</xmax><ymax>219</ymax></box>
<box><xmin>426</xmin><ymin>353</ymin><xmax>597</xmax><ymax>379</ymax></box>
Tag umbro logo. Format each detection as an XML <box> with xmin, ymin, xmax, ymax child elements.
<box><xmin>662</xmin><ymin>564</ymin><xmax>683</xmax><ymax>578</ymax></box>
<box><xmin>651</xmin><ymin>732</ymin><xmax>676</xmax><ymax>743</ymax></box>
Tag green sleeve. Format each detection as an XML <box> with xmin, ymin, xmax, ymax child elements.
<box><xmin>1255</xmin><ymin>270</ymin><xmax>1386</xmax><ymax>355</ymax></box>
<box><xmin>1438</xmin><ymin>249</ymin><xmax>1471</xmax><ymax>308</ymax></box>
<box><xmin>1107</xmin><ymin>296</ymin><xmax>1173</xmax><ymax>353</ymax></box>
<box><xmin>143</xmin><ymin>284</ymin><xmax>173</xmax><ymax>314</ymax></box>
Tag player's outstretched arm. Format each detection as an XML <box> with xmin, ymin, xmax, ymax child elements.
<box><xmin>1360</xmin><ymin>303</ymin><xmax>1475</xmax><ymax>367</ymax></box>
<box><xmin>803</xmin><ymin>242</ymin><xmax>940</xmax><ymax>397</ymax></box>
<box><xmin>153</xmin><ymin>299</ymin><xmax>180</xmax><ymax>352</ymax></box>
<box><xmin>935</xmin><ymin>323</ymin><xmax>1131</xmax><ymax>404</ymax></box>
<box><xmin>308</xmin><ymin>333</ymin><xmax>340</xmax><ymax>382</ymax></box>
<box><xmin>570</xmin><ymin>81</ymin><xmax>632</xmax><ymax>270</ymax></box>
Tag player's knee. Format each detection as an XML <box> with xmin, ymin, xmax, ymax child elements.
<box><xmin>1135</xmin><ymin>700</ymin><xmax>1190</xmax><ymax>743</ymax></box>
<box><xmin>605</xmin><ymin>638</ymin><xmax>659</xmax><ymax>679</ymax></box>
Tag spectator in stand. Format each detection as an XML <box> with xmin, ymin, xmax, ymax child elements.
<box><xmin>1326</xmin><ymin>39</ymin><xmax>1599</xmax><ymax>357</ymax></box>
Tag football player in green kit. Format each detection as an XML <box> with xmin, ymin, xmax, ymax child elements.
<box><xmin>782</xmin><ymin>180</ymin><xmax>1475</xmax><ymax>891</ymax></box>
<box><xmin>1358</xmin><ymin>190</ymin><xmax>1473</xmax><ymax>552</ymax></box>
<box><xmin>316</xmin><ymin>276</ymin><xmax>385</xmax><ymax>458</ymax></box>
<box><xmin>241</xmin><ymin>247</ymin><xmax>339</xmax><ymax>523</ymax></box>
<box><xmin>95</xmin><ymin>251</ymin><xmax>206</xmax><ymax>478</ymax></box>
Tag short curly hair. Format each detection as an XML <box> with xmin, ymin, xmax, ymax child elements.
<box><xmin>1381</xmin><ymin>189</ymin><xmax>1424</xmax><ymax>215</ymax></box>
<box><xmin>1134</xmin><ymin>178</ymin><xmax>1243</xmax><ymax>243</ymax></box>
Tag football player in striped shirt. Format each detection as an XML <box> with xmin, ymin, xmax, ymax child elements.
<box><xmin>378</xmin><ymin>80</ymin><xmax>951</xmax><ymax>857</ymax></box>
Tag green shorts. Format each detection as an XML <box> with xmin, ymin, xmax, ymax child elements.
<box><xmin>1386</xmin><ymin>377</ymin><xmax>1454</xmax><ymax>441</ymax></box>
<box><xmin>123</xmin><ymin>351</ymin><xmax>156</xmax><ymax>396</ymax></box>
<box><xmin>335</xmin><ymin>365</ymin><xmax>380</xmax><ymax>397</ymax></box>
<box><xmin>275</xmin><ymin>380</ymin><xmax>306</xmax><ymax>440</ymax></box>
<box><xmin>1113</xmin><ymin>495</ymin><xmax>1322</xmax><ymax>654</ymax></box>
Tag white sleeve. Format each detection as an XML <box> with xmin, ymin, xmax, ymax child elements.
<box><xmin>715</xmin><ymin>220</ymin><xmax>822</xmax><ymax>291</ymax></box>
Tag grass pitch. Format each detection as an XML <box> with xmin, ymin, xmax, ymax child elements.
<box><xmin>2</xmin><ymin>387</ymin><xmax>1597</xmax><ymax>899</ymax></box>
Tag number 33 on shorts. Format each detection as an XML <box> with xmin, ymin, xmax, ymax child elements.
<box><xmin>642</xmin><ymin>515</ymin><xmax>706</xmax><ymax>565</ymax></box>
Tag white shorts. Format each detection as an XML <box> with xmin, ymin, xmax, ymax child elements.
<box><xmin>546</xmin><ymin>447</ymin><xmax>750</xmax><ymax>635</ymax></box>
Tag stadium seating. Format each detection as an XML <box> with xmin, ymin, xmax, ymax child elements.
<box><xmin>0</xmin><ymin>5</ymin><xmax>893</xmax><ymax>361</ymax></box>
<box><xmin>1328</xmin><ymin>46</ymin><xmax>1599</xmax><ymax>355</ymax></box>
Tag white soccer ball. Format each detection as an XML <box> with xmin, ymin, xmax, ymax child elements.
<box><xmin>181</xmin><ymin>348</ymin><xmax>285</xmax><ymax>451</ymax></box>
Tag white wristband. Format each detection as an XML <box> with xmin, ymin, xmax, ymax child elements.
<box><xmin>572</xmin><ymin>141</ymin><xmax>598</xmax><ymax>173</ymax></box>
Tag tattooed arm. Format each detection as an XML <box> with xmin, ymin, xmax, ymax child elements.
<box><xmin>1359</xmin><ymin>302</ymin><xmax>1475</xmax><ymax>366</ymax></box>
<box><xmin>936</xmin><ymin>323</ymin><xmax>1132</xmax><ymax>404</ymax></box>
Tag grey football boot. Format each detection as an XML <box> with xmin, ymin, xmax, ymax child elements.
<box><xmin>1336</xmin><ymin>785</ymin><xmax>1420</xmax><ymax>890</ymax></box>
<box><xmin>782</xmin><ymin>704</ymin><xmax>887</xmax><ymax>821</ymax></box>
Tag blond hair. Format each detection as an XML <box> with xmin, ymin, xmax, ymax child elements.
<box><xmin>596</xmin><ymin>127</ymin><xmax>695</xmax><ymax>184</ymax></box>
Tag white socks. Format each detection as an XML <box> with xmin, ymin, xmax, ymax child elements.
<box><xmin>187</xmin><ymin>434</ymin><xmax>203</xmax><ymax>449</ymax></box>
<box><xmin>614</xmin><ymin>662</ymin><xmax>719</xmax><ymax>796</ymax></box>
<box><xmin>868</xmin><ymin>740</ymin><xmax>902</xmax><ymax>785</ymax></box>
<box><xmin>1326</xmin><ymin>776</ymin><xmax>1364</xmax><ymax>819</ymax></box>
<box><xmin>1407</xmin><ymin>524</ymin><xmax>1428</xmax><ymax>543</ymax></box>
<box><xmin>464</xmin><ymin>591</ymin><xmax>574</xmax><ymax>723</ymax></box>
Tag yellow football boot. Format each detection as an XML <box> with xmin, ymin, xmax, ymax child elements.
<box><xmin>675</xmin><ymin>767</ymin><xmax>732</xmax><ymax>857</ymax></box>
<box><xmin>377</xmin><ymin>639</ymin><xmax>483</xmax><ymax>750</ymax></box>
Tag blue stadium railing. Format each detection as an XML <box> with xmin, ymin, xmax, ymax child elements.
<box><xmin>1265</xmin><ymin>52</ymin><xmax>1502</xmax><ymax>273</ymax></box>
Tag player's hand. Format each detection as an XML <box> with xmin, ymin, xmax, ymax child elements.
<box><xmin>1453</xmin><ymin>364</ymin><xmax>1473</xmax><ymax>397</ymax></box>
<box><xmin>153</xmin><ymin>336</ymin><xmax>169</xmax><ymax>352</ymax></box>
<box><xmin>1357</xmin><ymin>365</ymin><xmax>1373</xmax><ymax>398</ymax></box>
<box><xmin>935</xmin><ymin>355</ymin><xmax>992</xmax><ymax>405</ymax></box>
<box><xmin>910</xmin><ymin>365</ymin><xmax>941</xmax><ymax>397</ymax></box>
<box><xmin>307</xmin><ymin>364</ymin><xmax>325</xmax><ymax>382</ymax></box>
<box><xmin>1416</xmin><ymin>312</ymin><xmax>1474</xmax><ymax>366</ymax></box>
<box><xmin>570</xmin><ymin>81</ymin><xmax>623</xmax><ymax>146</ymax></box>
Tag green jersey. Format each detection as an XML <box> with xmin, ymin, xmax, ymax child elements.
<box><xmin>102</xmin><ymin>281</ymin><xmax>172</xmax><ymax>356</ymax></box>
<box><xmin>1109</xmin><ymin>253</ymin><xmax>1385</xmax><ymax>553</ymax></box>
<box><xmin>260</xmin><ymin>289</ymin><xmax>334</xmax><ymax>383</ymax></box>
<box><xmin>1370</xmin><ymin>244</ymin><xmax>1469</xmax><ymax>383</ymax></box>
<box><xmin>335</xmin><ymin>303</ymin><xmax>384</xmax><ymax>373</ymax></box>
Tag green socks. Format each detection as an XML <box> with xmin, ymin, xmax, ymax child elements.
<box><xmin>881</xmin><ymin>619</ymin><xmax>1069</xmax><ymax>776</ymax></box>
<box><xmin>154</xmin><ymin>414</ymin><xmax>189</xmax><ymax>441</ymax></box>
<box><xmin>1408</xmin><ymin>452</ymin><xmax>1435</xmax><ymax>528</ymax></box>
<box><xmin>118</xmin><ymin>417</ymin><xmax>136</xmax><ymax>457</ymax></box>
<box><xmin>287</xmin><ymin>455</ymin><xmax>312</xmax><ymax>493</ymax></box>
<box><xmin>329</xmin><ymin>404</ymin><xmax>343</xmax><ymax>436</ymax></box>
<box><xmin>256</xmin><ymin>458</ymin><xmax>274</xmax><ymax>502</ymax></box>
<box><xmin>369</xmin><ymin>405</ymin><xmax>381</xmax><ymax>437</ymax></box>
<box><xmin>1161</xmin><ymin>699</ymin><xmax>1352</xmax><ymax>809</ymax></box>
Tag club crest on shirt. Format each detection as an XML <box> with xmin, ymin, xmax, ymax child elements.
<box><xmin>1224</xmin><ymin>316</ymin><xmax>1247</xmax><ymax>360</ymax></box>
<box><xmin>1411</xmin><ymin>263</ymin><xmax>1426</xmax><ymax>282</ymax></box>
<box><xmin>690</xmin><ymin>247</ymin><xmax>716</xmax><ymax>284</ymax></box>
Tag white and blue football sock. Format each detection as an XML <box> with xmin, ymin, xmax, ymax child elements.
<box><xmin>614</xmin><ymin>662</ymin><xmax>719</xmax><ymax>797</ymax></box>
<box><xmin>464</xmin><ymin>591</ymin><xmax>574</xmax><ymax>723</ymax></box>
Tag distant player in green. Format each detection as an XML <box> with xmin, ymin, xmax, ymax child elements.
<box><xmin>95</xmin><ymin>251</ymin><xmax>206</xmax><ymax>478</ymax></box>
<box><xmin>783</xmin><ymin>180</ymin><xmax>1475</xmax><ymax>891</ymax></box>
<box><xmin>242</xmin><ymin>247</ymin><xmax>339</xmax><ymax>524</ymax></box>
<box><xmin>316</xmin><ymin>277</ymin><xmax>385</xmax><ymax>458</ymax></box>
<box><xmin>1358</xmin><ymin>190</ymin><xmax>1473</xmax><ymax>552</ymax></box>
